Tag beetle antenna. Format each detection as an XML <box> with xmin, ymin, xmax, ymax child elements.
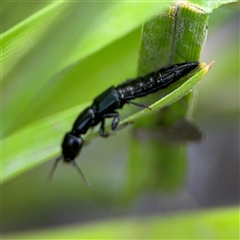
<box><xmin>71</xmin><ymin>161</ymin><xmax>91</xmax><ymax>187</ymax></box>
<box><xmin>47</xmin><ymin>155</ymin><xmax>62</xmax><ymax>181</ymax></box>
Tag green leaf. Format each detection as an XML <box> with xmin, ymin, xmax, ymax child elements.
<box><xmin>124</xmin><ymin>1</ymin><xmax>210</xmax><ymax>195</ymax></box>
<box><xmin>1</xmin><ymin>2</ymin><xmax>168</xmax><ymax>183</ymax></box>
<box><xmin>123</xmin><ymin>63</ymin><xmax>212</xmax><ymax>197</ymax></box>
<box><xmin>138</xmin><ymin>2</ymin><xmax>208</xmax><ymax>75</ymax></box>
<box><xmin>189</xmin><ymin>0</ymin><xmax>238</xmax><ymax>12</ymax></box>
<box><xmin>3</xmin><ymin>207</ymin><xmax>239</xmax><ymax>239</ymax></box>
<box><xmin>1</xmin><ymin>103</ymin><xmax>86</xmax><ymax>183</ymax></box>
<box><xmin>2</xmin><ymin>2</ymin><xmax>71</xmax><ymax>78</ymax></box>
<box><xmin>2</xmin><ymin>2</ymin><xmax>168</xmax><ymax>136</ymax></box>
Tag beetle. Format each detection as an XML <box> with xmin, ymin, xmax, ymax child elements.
<box><xmin>49</xmin><ymin>62</ymin><xmax>199</xmax><ymax>185</ymax></box>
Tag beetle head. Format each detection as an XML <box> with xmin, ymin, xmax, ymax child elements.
<box><xmin>62</xmin><ymin>132</ymin><xmax>84</xmax><ymax>162</ymax></box>
<box><xmin>48</xmin><ymin>132</ymin><xmax>90</xmax><ymax>186</ymax></box>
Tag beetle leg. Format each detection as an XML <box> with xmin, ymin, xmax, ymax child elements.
<box><xmin>100</xmin><ymin>119</ymin><xmax>109</xmax><ymax>137</ymax></box>
<box><xmin>111</xmin><ymin>113</ymin><xmax>120</xmax><ymax>130</ymax></box>
<box><xmin>103</xmin><ymin>112</ymin><xmax>132</xmax><ymax>132</ymax></box>
<box><xmin>110</xmin><ymin>112</ymin><xmax>134</xmax><ymax>131</ymax></box>
<box><xmin>99</xmin><ymin>112</ymin><xmax>120</xmax><ymax>137</ymax></box>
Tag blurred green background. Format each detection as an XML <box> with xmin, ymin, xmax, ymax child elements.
<box><xmin>1</xmin><ymin>1</ymin><xmax>239</xmax><ymax>239</ymax></box>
